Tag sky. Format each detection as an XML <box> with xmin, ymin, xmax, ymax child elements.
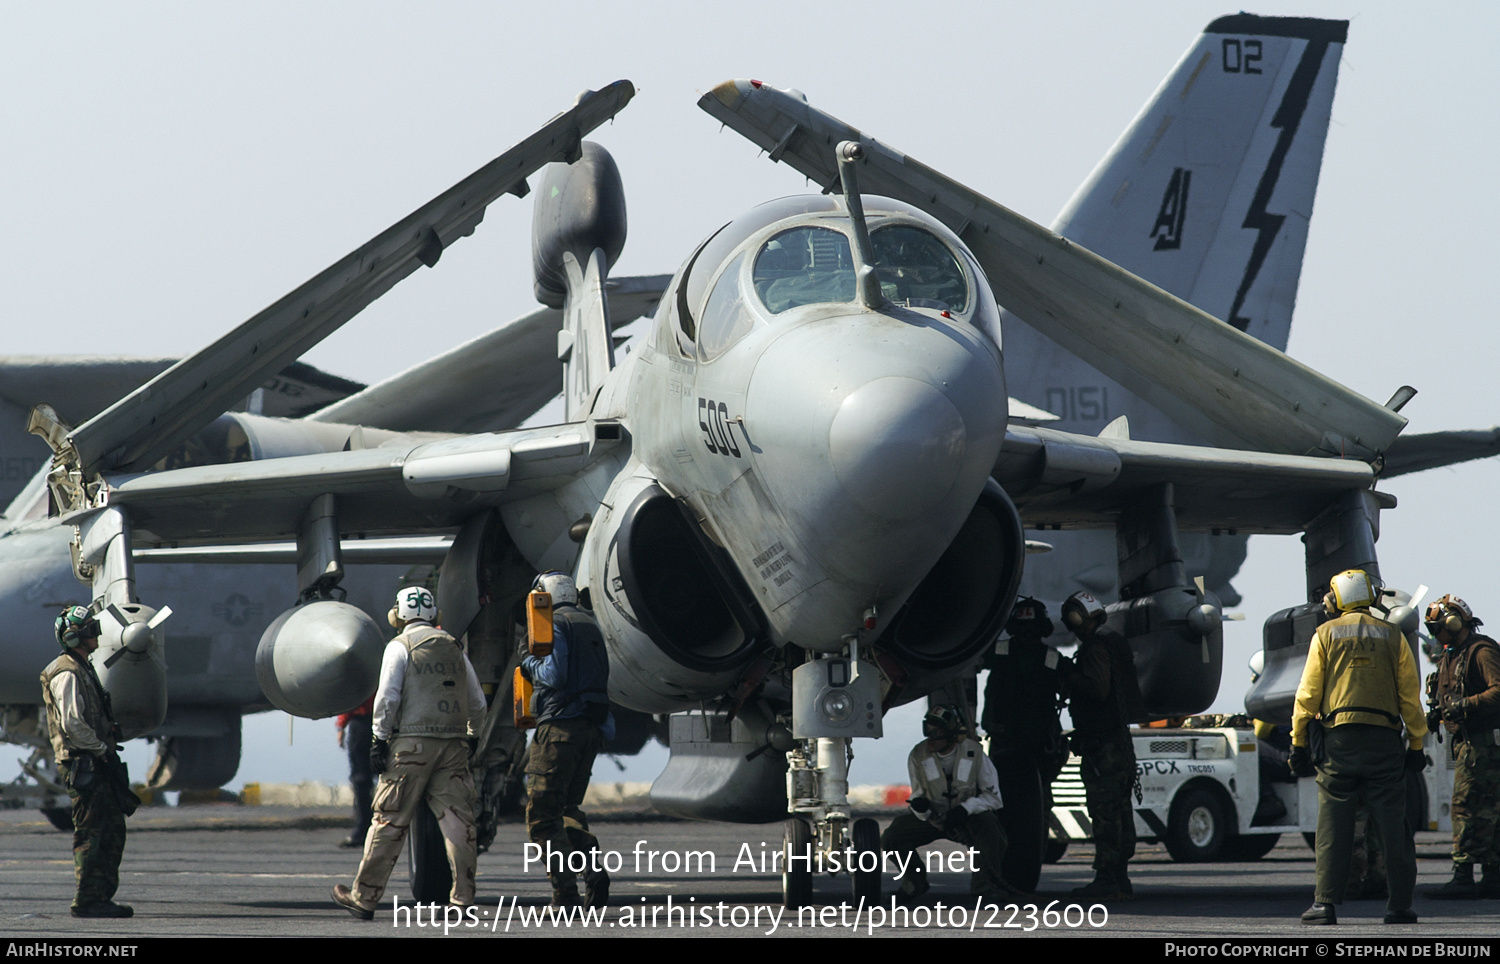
<box><xmin>2</xmin><ymin>2</ymin><xmax>1496</xmax><ymax>792</ymax></box>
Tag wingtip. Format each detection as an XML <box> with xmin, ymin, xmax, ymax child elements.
<box><xmin>703</xmin><ymin>79</ymin><xmax>751</xmax><ymax>111</ymax></box>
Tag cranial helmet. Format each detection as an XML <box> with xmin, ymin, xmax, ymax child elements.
<box><xmin>1005</xmin><ymin>596</ymin><xmax>1054</xmax><ymax>639</ymax></box>
<box><xmin>1328</xmin><ymin>569</ymin><xmax>1378</xmax><ymax>613</ymax></box>
<box><xmin>922</xmin><ymin>705</ymin><xmax>964</xmax><ymax>741</ymax></box>
<box><xmin>388</xmin><ymin>586</ymin><xmax>438</xmax><ymax>629</ymax></box>
<box><xmin>55</xmin><ymin>606</ymin><xmax>99</xmax><ymax>649</ymax></box>
<box><xmin>1061</xmin><ymin>591</ymin><xmax>1107</xmax><ymax>633</ymax></box>
<box><xmin>1426</xmin><ymin>594</ymin><xmax>1480</xmax><ymax>640</ymax></box>
<box><xmin>531</xmin><ymin>571</ymin><xmax>579</xmax><ymax>608</ymax></box>
<box><xmin>1248</xmin><ymin>650</ymin><xmax>1265</xmax><ymax>683</ymax></box>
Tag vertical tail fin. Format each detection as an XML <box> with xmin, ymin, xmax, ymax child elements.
<box><xmin>1006</xmin><ymin>14</ymin><xmax>1347</xmax><ymax>444</ymax></box>
<box><xmin>1006</xmin><ymin>16</ymin><xmax>1346</xmax><ymax>611</ymax></box>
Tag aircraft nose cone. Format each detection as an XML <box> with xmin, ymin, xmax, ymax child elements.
<box><xmin>829</xmin><ymin>376</ymin><xmax>965</xmax><ymax>521</ymax></box>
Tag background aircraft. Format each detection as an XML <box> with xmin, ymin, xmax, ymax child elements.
<box><xmin>1</xmin><ymin>5</ymin><xmax>1494</xmax><ymax>804</ymax></box>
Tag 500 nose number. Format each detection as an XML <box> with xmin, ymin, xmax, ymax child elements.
<box><xmin>698</xmin><ymin>398</ymin><xmax>741</xmax><ymax>458</ymax></box>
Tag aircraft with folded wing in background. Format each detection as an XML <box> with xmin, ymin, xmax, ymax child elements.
<box><xmin>12</xmin><ymin>16</ymin><xmax>1498</xmax><ymax>907</ymax></box>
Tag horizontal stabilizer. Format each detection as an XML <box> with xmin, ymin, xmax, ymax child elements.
<box><xmin>700</xmin><ymin>79</ymin><xmax>1405</xmax><ymax>460</ymax></box>
<box><xmin>1380</xmin><ymin>427</ymin><xmax>1500</xmax><ymax>478</ymax></box>
<box><xmin>313</xmin><ymin>274</ymin><xmax>667</xmax><ymax>434</ymax></box>
<box><xmin>66</xmin><ymin>81</ymin><xmax>635</xmax><ymax>477</ymax></box>
<box><xmin>0</xmin><ymin>357</ymin><xmax>362</xmax><ymax>425</ymax></box>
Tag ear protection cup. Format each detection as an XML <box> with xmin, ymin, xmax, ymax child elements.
<box><xmin>1427</xmin><ymin>595</ymin><xmax>1476</xmax><ymax>638</ymax></box>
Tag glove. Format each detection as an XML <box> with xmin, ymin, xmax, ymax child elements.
<box><xmin>907</xmin><ymin>795</ymin><xmax>930</xmax><ymax>816</ymax></box>
<box><xmin>1442</xmin><ymin>699</ymin><xmax>1471</xmax><ymax>724</ymax></box>
<box><xmin>468</xmin><ymin>736</ymin><xmax>479</xmax><ymax>760</ymax></box>
<box><xmin>1288</xmin><ymin>745</ymin><xmax>1315</xmax><ymax>778</ymax></box>
<box><xmin>1427</xmin><ymin>708</ymin><xmax>1443</xmax><ymax>731</ymax></box>
<box><xmin>1405</xmin><ymin>748</ymin><xmax>1428</xmax><ymax>773</ymax></box>
<box><xmin>370</xmin><ymin>738</ymin><xmax>391</xmax><ymax>775</ymax></box>
<box><xmin>942</xmin><ymin>807</ymin><xmax>968</xmax><ymax>836</ymax></box>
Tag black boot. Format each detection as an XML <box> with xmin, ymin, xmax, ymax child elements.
<box><xmin>1425</xmin><ymin>862</ymin><xmax>1478</xmax><ymax>900</ymax></box>
<box><xmin>1478</xmin><ymin>865</ymin><xmax>1500</xmax><ymax>900</ymax></box>
<box><xmin>1300</xmin><ymin>902</ymin><xmax>1336</xmax><ymax>925</ymax></box>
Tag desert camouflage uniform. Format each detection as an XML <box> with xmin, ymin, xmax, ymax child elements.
<box><xmin>40</xmin><ymin>652</ymin><xmax>127</xmax><ymax>911</ymax></box>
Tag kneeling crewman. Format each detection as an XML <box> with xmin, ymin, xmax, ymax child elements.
<box><xmin>881</xmin><ymin>706</ymin><xmax>1013</xmax><ymax>903</ymax></box>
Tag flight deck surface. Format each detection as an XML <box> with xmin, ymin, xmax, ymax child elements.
<box><xmin>1</xmin><ymin>805</ymin><xmax>1495</xmax><ymax>940</ymax></box>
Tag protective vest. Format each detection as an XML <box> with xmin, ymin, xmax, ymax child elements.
<box><xmin>910</xmin><ymin>738</ymin><xmax>984</xmax><ymax>819</ymax></box>
<box><xmin>40</xmin><ymin>651</ymin><xmax>113</xmax><ymax>764</ymax></box>
<box><xmin>1436</xmin><ymin>633</ymin><xmax>1500</xmax><ymax>734</ymax></box>
<box><xmin>1313</xmin><ymin>611</ymin><xmax>1408</xmax><ymax>731</ymax></box>
<box><xmin>1069</xmin><ymin>627</ymin><xmax>1147</xmax><ymax>737</ymax></box>
<box><xmin>534</xmin><ymin>606</ymin><xmax>610</xmax><ymax>726</ymax></box>
<box><xmin>394</xmin><ymin>625</ymin><xmax>470</xmax><ymax>737</ymax></box>
<box><xmin>982</xmin><ymin>636</ymin><xmax>1065</xmax><ymax>755</ymax></box>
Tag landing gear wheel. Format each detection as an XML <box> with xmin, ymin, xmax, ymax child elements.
<box><xmin>851</xmin><ymin>817</ymin><xmax>881</xmax><ymax>903</ymax></box>
<box><xmin>1303</xmin><ymin>831</ymin><xmax>1317</xmax><ymax>851</ymax></box>
<box><xmin>1223</xmin><ymin>832</ymin><xmax>1280</xmax><ymax>860</ymax></box>
<box><xmin>42</xmin><ymin>807</ymin><xmax>73</xmax><ymax>832</ymax></box>
<box><xmin>1044</xmin><ymin>831</ymin><xmax>1068</xmax><ymax>864</ymax></box>
<box><xmin>409</xmin><ymin>805</ymin><xmax>452</xmax><ymax>902</ymax></box>
<box><xmin>996</xmin><ymin>753</ymin><xmax>1044</xmax><ymax>892</ymax></box>
<box><xmin>783</xmin><ymin>818</ymin><xmax>812</xmax><ymax>909</ymax></box>
<box><xmin>1165</xmin><ymin>787</ymin><xmax>1228</xmax><ymax>862</ymax></box>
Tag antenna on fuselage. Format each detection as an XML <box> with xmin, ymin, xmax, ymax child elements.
<box><xmin>835</xmin><ymin>141</ymin><xmax>884</xmax><ymax>310</ymax></box>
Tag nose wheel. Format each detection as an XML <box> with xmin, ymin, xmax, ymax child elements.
<box><xmin>850</xmin><ymin>817</ymin><xmax>881</xmax><ymax>902</ymax></box>
<box><xmin>782</xmin><ymin>817</ymin><xmax>813</xmax><ymax>909</ymax></box>
<box><xmin>782</xmin><ymin>735</ymin><xmax>885</xmax><ymax>909</ymax></box>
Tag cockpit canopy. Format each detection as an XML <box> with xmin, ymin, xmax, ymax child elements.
<box><xmin>754</xmin><ymin>223</ymin><xmax>969</xmax><ymax>315</ymax></box>
<box><xmin>665</xmin><ymin>195</ymin><xmax>1001</xmax><ymax>363</ymax></box>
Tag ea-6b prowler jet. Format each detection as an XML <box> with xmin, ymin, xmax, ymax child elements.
<box><xmin>18</xmin><ymin>19</ymin><xmax>1464</xmax><ymax>907</ymax></box>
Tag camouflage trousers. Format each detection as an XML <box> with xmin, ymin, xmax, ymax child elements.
<box><xmin>526</xmin><ymin>717</ymin><xmax>605</xmax><ymax>898</ymax></box>
<box><xmin>351</xmin><ymin>736</ymin><xmax>477</xmax><ymax>908</ymax></box>
<box><xmin>67</xmin><ymin>766</ymin><xmax>127</xmax><ymax>909</ymax></box>
<box><xmin>1452</xmin><ymin>739</ymin><xmax>1500</xmax><ymax>866</ymax></box>
<box><xmin>1076</xmin><ymin>730</ymin><xmax>1137</xmax><ymax>885</ymax></box>
<box><xmin>879</xmin><ymin>810</ymin><xmax>1009</xmax><ymax>898</ymax></box>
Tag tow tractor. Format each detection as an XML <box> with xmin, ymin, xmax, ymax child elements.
<box><xmin>1048</xmin><ymin>717</ymin><xmax>1456</xmax><ymax>862</ymax></box>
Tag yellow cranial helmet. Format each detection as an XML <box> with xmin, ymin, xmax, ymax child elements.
<box><xmin>1328</xmin><ymin>569</ymin><xmax>1378</xmax><ymax>613</ymax></box>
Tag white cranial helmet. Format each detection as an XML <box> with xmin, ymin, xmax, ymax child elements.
<box><xmin>1062</xmin><ymin>591</ymin><xmax>1106</xmax><ymax>632</ymax></box>
<box><xmin>391</xmin><ymin>586</ymin><xmax>438</xmax><ymax>627</ymax></box>
<box><xmin>532</xmin><ymin>571</ymin><xmax>579</xmax><ymax>607</ymax></box>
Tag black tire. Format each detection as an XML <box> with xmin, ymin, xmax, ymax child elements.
<box><xmin>851</xmin><ymin>818</ymin><xmax>881</xmax><ymax>903</ymax></box>
<box><xmin>996</xmin><ymin>753</ymin><xmax>1045</xmax><ymax>892</ymax></box>
<box><xmin>1223</xmin><ymin>832</ymin><xmax>1280</xmax><ymax>860</ymax></box>
<box><xmin>1303</xmin><ymin>831</ymin><xmax>1317</xmax><ymax>851</ymax></box>
<box><xmin>1165</xmin><ymin>786</ymin><xmax>1229</xmax><ymax>862</ymax></box>
<box><xmin>1044</xmin><ymin>832</ymin><xmax>1068</xmax><ymax>864</ymax></box>
<box><xmin>783</xmin><ymin>818</ymin><xmax>813</xmax><ymax>909</ymax></box>
<box><xmin>42</xmin><ymin>807</ymin><xmax>73</xmax><ymax>832</ymax></box>
<box><xmin>409</xmin><ymin>805</ymin><xmax>452</xmax><ymax>902</ymax></box>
